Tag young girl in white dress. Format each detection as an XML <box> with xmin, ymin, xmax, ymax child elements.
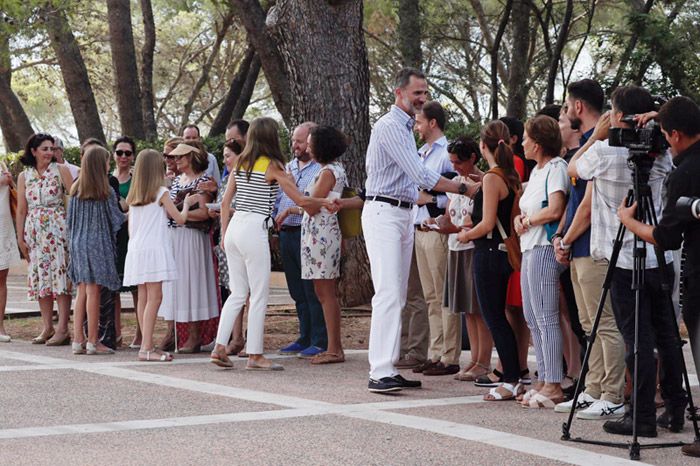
<box><xmin>123</xmin><ymin>150</ymin><xmax>193</xmax><ymax>362</ymax></box>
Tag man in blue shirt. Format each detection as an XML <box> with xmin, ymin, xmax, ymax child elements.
<box><xmin>273</xmin><ymin>122</ymin><xmax>326</xmax><ymax>358</ymax></box>
<box><xmin>554</xmin><ymin>79</ymin><xmax>626</xmax><ymax>420</ymax></box>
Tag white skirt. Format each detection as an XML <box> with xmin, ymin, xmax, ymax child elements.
<box><xmin>122</xmin><ymin>239</ymin><xmax>178</xmax><ymax>286</ymax></box>
<box><xmin>158</xmin><ymin>227</ymin><xmax>218</xmax><ymax>323</ymax></box>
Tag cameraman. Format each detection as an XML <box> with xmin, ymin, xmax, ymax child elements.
<box><xmin>568</xmin><ymin>85</ymin><xmax>686</xmax><ymax>438</ymax></box>
<box><xmin>618</xmin><ymin>96</ymin><xmax>700</xmax><ymax>456</ymax></box>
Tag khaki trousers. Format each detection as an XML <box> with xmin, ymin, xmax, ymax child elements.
<box><xmin>399</xmin><ymin>241</ymin><xmax>429</xmax><ymax>362</ymax></box>
<box><xmin>415</xmin><ymin>230</ymin><xmax>461</xmax><ymax>365</ymax></box>
<box><xmin>571</xmin><ymin>256</ymin><xmax>626</xmax><ymax>403</ymax></box>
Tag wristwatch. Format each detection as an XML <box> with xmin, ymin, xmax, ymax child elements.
<box><xmin>458</xmin><ymin>183</ymin><xmax>468</xmax><ymax>195</ymax></box>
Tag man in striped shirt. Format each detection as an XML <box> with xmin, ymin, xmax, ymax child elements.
<box><xmin>363</xmin><ymin>68</ymin><xmax>478</xmax><ymax>393</ymax></box>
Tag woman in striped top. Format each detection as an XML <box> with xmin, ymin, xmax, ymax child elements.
<box><xmin>210</xmin><ymin>117</ymin><xmax>329</xmax><ymax>370</ymax></box>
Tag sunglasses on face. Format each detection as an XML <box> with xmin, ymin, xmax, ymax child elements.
<box><xmin>163</xmin><ymin>153</ymin><xmax>176</xmax><ymax>161</ymax></box>
<box><xmin>115</xmin><ymin>150</ymin><xmax>133</xmax><ymax>157</ymax></box>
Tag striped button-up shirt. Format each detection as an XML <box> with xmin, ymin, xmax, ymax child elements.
<box><xmin>272</xmin><ymin>158</ymin><xmax>322</xmax><ymax>227</ymax></box>
<box><xmin>365</xmin><ymin>105</ymin><xmax>442</xmax><ymax>203</ymax></box>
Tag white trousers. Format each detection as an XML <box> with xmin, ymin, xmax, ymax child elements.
<box><xmin>362</xmin><ymin>201</ymin><xmax>414</xmax><ymax>379</ymax></box>
<box><xmin>215</xmin><ymin>211</ymin><xmax>270</xmax><ymax>354</ymax></box>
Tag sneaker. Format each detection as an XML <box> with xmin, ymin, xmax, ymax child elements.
<box><xmin>279</xmin><ymin>342</ymin><xmax>306</xmax><ymax>354</ymax></box>
<box><xmin>603</xmin><ymin>413</ymin><xmax>657</xmax><ymax>438</ymax></box>
<box><xmin>576</xmin><ymin>400</ymin><xmax>625</xmax><ymax>420</ymax></box>
<box><xmin>393</xmin><ymin>374</ymin><xmax>422</xmax><ymax>389</ymax></box>
<box><xmin>555</xmin><ymin>392</ymin><xmax>598</xmax><ymax>413</ymax></box>
<box><xmin>368</xmin><ymin>377</ymin><xmax>403</xmax><ymax>393</ymax></box>
<box><xmin>298</xmin><ymin>346</ymin><xmax>324</xmax><ymax>359</ymax></box>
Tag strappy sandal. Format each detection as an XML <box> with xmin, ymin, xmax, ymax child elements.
<box><xmin>310</xmin><ymin>351</ymin><xmax>345</xmax><ymax>365</ymax></box>
<box><xmin>32</xmin><ymin>329</ymin><xmax>55</xmax><ymax>345</ymax></box>
<box><xmin>484</xmin><ymin>382</ymin><xmax>523</xmax><ymax>401</ymax></box>
<box><xmin>518</xmin><ymin>388</ymin><xmax>538</xmax><ymax>404</ymax></box>
<box><xmin>210</xmin><ymin>351</ymin><xmax>234</xmax><ymax>368</ymax></box>
<box><xmin>455</xmin><ymin>362</ymin><xmax>490</xmax><ymax>381</ymax></box>
<box><xmin>474</xmin><ymin>369</ymin><xmax>503</xmax><ymax>387</ymax></box>
<box><xmin>526</xmin><ymin>392</ymin><xmax>565</xmax><ymax>409</ymax></box>
<box><xmin>139</xmin><ymin>349</ymin><xmax>173</xmax><ymax>362</ymax></box>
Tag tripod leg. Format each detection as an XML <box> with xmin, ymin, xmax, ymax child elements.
<box><xmin>562</xmin><ymin>220</ymin><xmax>628</xmax><ymax>440</ymax></box>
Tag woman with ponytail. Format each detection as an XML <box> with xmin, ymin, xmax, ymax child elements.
<box><xmin>457</xmin><ymin>120</ymin><xmax>524</xmax><ymax>401</ymax></box>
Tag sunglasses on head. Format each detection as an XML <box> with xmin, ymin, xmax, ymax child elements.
<box><xmin>447</xmin><ymin>140</ymin><xmax>465</xmax><ymax>153</ymax></box>
<box><xmin>115</xmin><ymin>150</ymin><xmax>133</xmax><ymax>157</ymax></box>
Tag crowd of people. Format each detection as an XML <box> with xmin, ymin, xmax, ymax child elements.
<box><xmin>1</xmin><ymin>66</ymin><xmax>699</xmax><ymax>456</ymax></box>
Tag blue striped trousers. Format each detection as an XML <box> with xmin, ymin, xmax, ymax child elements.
<box><xmin>521</xmin><ymin>245</ymin><xmax>566</xmax><ymax>384</ymax></box>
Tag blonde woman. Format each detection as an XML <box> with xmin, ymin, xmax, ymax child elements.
<box><xmin>123</xmin><ymin>150</ymin><xmax>193</xmax><ymax>361</ymax></box>
<box><xmin>68</xmin><ymin>146</ymin><xmax>125</xmax><ymax>355</ymax></box>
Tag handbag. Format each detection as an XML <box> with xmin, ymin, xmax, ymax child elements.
<box><xmin>488</xmin><ymin>168</ymin><xmax>522</xmax><ymax>271</ymax></box>
<box><xmin>173</xmin><ymin>182</ymin><xmax>212</xmax><ymax>233</ymax></box>
<box><xmin>338</xmin><ymin>187</ymin><xmax>362</xmax><ymax>238</ymax></box>
<box><xmin>542</xmin><ymin>169</ymin><xmax>559</xmax><ymax>242</ymax></box>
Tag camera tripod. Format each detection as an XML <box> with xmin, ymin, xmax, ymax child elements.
<box><xmin>560</xmin><ymin>150</ymin><xmax>700</xmax><ymax>460</ymax></box>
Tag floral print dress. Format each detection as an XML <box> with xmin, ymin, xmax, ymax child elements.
<box><xmin>23</xmin><ymin>163</ymin><xmax>70</xmax><ymax>300</ymax></box>
<box><xmin>301</xmin><ymin>162</ymin><xmax>346</xmax><ymax>280</ymax></box>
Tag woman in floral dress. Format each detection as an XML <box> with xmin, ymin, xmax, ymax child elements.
<box><xmin>15</xmin><ymin>133</ymin><xmax>74</xmax><ymax>345</ymax></box>
<box><xmin>0</xmin><ymin>162</ymin><xmax>20</xmax><ymax>342</ymax></box>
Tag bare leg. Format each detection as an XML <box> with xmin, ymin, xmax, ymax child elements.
<box><xmin>559</xmin><ymin>293</ymin><xmax>581</xmax><ymax>383</ymax></box>
<box><xmin>313</xmin><ymin>279</ymin><xmax>343</xmax><ymax>355</ymax></box>
<box><xmin>140</xmin><ymin>283</ymin><xmax>163</xmax><ymax>353</ymax></box>
<box><xmin>0</xmin><ymin>269</ymin><xmax>8</xmax><ymax>335</ymax></box>
<box><xmin>159</xmin><ymin>321</ymin><xmax>175</xmax><ymax>349</ymax></box>
<box><xmin>114</xmin><ymin>293</ymin><xmax>122</xmax><ymax>341</ymax></box>
<box><xmin>506</xmin><ymin>306</ymin><xmax>531</xmax><ymax>373</ymax></box>
<box><xmin>37</xmin><ymin>296</ymin><xmax>55</xmax><ymax>338</ymax></box>
<box><xmin>182</xmin><ymin>321</ymin><xmax>201</xmax><ymax>349</ymax></box>
<box><xmin>474</xmin><ymin>313</ymin><xmax>494</xmax><ymax>369</ymax></box>
<box><xmin>85</xmin><ymin>283</ymin><xmax>109</xmax><ymax>351</ymax></box>
<box><xmin>226</xmin><ymin>310</ymin><xmax>245</xmax><ymax>354</ymax></box>
<box><xmin>464</xmin><ymin>314</ymin><xmax>479</xmax><ymax>371</ymax></box>
<box><xmin>55</xmin><ymin>293</ymin><xmax>71</xmax><ymax>337</ymax></box>
<box><xmin>73</xmin><ymin>284</ymin><xmax>86</xmax><ymax>343</ymax></box>
<box><xmin>135</xmin><ymin>285</ymin><xmax>147</xmax><ymax>339</ymax></box>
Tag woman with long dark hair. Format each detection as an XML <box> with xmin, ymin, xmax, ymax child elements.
<box><xmin>457</xmin><ymin>121</ymin><xmax>524</xmax><ymax>401</ymax></box>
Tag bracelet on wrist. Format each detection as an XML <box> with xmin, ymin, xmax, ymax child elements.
<box><xmin>560</xmin><ymin>240</ymin><xmax>571</xmax><ymax>251</ymax></box>
<box><xmin>551</xmin><ymin>233</ymin><xmax>563</xmax><ymax>243</ymax></box>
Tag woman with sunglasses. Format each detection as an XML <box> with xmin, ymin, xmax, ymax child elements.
<box><xmin>163</xmin><ymin>137</ymin><xmax>183</xmax><ymax>187</ymax></box>
<box><xmin>110</xmin><ymin>136</ymin><xmax>138</xmax><ymax>347</ymax></box>
<box><xmin>15</xmin><ymin>133</ymin><xmax>74</xmax><ymax>345</ymax></box>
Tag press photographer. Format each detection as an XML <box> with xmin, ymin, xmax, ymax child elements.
<box><xmin>617</xmin><ymin>96</ymin><xmax>700</xmax><ymax>457</ymax></box>
<box><xmin>567</xmin><ymin>85</ymin><xmax>686</xmax><ymax>438</ymax></box>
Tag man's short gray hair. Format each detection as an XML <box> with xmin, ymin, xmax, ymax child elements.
<box><xmin>295</xmin><ymin>121</ymin><xmax>317</xmax><ymax>134</ymax></box>
<box><xmin>53</xmin><ymin>136</ymin><xmax>64</xmax><ymax>149</ymax></box>
<box><xmin>395</xmin><ymin>67</ymin><xmax>425</xmax><ymax>89</ymax></box>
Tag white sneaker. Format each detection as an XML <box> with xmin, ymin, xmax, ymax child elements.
<box><xmin>554</xmin><ymin>392</ymin><xmax>598</xmax><ymax>413</ymax></box>
<box><xmin>576</xmin><ymin>399</ymin><xmax>625</xmax><ymax>420</ymax></box>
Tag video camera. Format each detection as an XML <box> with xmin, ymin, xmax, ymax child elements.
<box><xmin>609</xmin><ymin>116</ymin><xmax>668</xmax><ymax>154</ymax></box>
<box><xmin>677</xmin><ymin>196</ymin><xmax>700</xmax><ymax>220</ymax></box>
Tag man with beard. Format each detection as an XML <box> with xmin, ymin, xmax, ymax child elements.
<box><xmin>273</xmin><ymin>122</ymin><xmax>327</xmax><ymax>359</ymax></box>
<box><xmin>363</xmin><ymin>68</ymin><xmax>478</xmax><ymax>393</ymax></box>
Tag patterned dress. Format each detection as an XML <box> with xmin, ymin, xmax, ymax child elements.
<box><xmin>23</xmin><ymin>163</ymin><xmax>70</xmax><ymax>300</ymax></box>
<box><xmin>0</xmin><ymin>180</ymin><xmax>20</xmax><ymax>270</ymax></box>
<box><xmin>301</xmin><ymin>163</ymin><xmax>347</xmax><ymax>279</ymax></box>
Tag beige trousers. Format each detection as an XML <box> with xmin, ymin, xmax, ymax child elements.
<box><xmin>415</xmin><ymin>230</ymin><xmax>461</xmax><ymax>365</ymax></box>
<box><xmin>571</xmin><ymin>256</ymin><xmax>626</xmax><ymax>403</ymax></box>
<box><xmin>400</xmin><ymin>241</ymin><xmax>429</xmax><ymax>362</ymax></box>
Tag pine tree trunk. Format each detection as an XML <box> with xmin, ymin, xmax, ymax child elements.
<box><xmin>506</xmin><ymin>0</ymin><xmax>530</xmax><ymax>119</ymax></box>
<box><xmin>398</xmin><ymin>0</ymin><xmax>422</xmax><ymax>69</ymax></box>
<box><xmin>139</xmin><ymin>0</ymin><xmax>158</xmax><ymax>141</ymax></box>
<box><xmin>0</xmin><ymin>34</ymin><xmax>33</xmax><ymax>152</ymax></box>
<box><xmin>107</xmin><ymin>0</ymin><xmax>146</xmax><ymax>140</ymax></box>
<box><xmin>209</xmin><ymin>45</ymin><xmax>257</xmax><ymax>137</ymax></box>
<box><xmin>42</xmin><ymin>6</ymin><xmax>106</xmax><ymax>143</ymax></box>
<box><xmin>231</xmin><ymin>54</ymin><xmax>261</xmax><ymax>121</ymax></box>
<box><xmin>267</xmin><ymin>0</ymin><xmax>372</xmax><ymax>306</ymax></box>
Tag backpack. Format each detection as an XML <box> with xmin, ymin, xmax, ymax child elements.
<box><xmin>486</xmin><ymin>167</ymin><xmax>522</xmax><ymax>271</ymax></box>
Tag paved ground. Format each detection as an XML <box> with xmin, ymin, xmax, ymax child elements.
<box><xmin>0</xmin><ymin>338</ymin><xmax>698</xmax><ymax>465</ymax></box>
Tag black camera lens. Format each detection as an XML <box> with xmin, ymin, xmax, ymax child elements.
<box><xmin>676</xmin><ymin>196</ymin><xmax>700</xmax><ymax>220</ymax></box>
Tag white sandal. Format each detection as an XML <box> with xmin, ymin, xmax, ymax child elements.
<box><xmin>484</xmin><ymin>382</ymin><xmax>522</xmax><ymax>401</ymax></box>
<box><xmin>139</xmin><ymin>350</ymin><xmax>173</xmax><ymax>362</ymax></box>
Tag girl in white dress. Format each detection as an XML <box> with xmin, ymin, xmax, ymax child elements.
<box><xmin>0</xmin><ymin>162</ymin><xmax>20</xmax><ymax>342</ymax></box>
<box><xmin>123</xmin><ymin>150</ymin><xmax>193</xmax><ymax>361</ymax></box>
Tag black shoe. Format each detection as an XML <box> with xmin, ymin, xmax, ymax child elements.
<box><xmin>657</xmin><ymin>405</ymin><xmax>685</xmax><ymax>433</ymax></box>
<box><xmin>603</xmin><ymin>413</ymin><xmax>657</xmax><ymax>438</ymax></box>
<box><xmin>474</xmin><ymin>369</ymin><xmax>503</xmax><ymax>387</ymax></box>
<box><xmin>412</xmin><ymin>360</ymin><xmax>438</xmax><ymax>374</ymax></box>
<box><xmin>423</xmin><ymin>362</ymin><xmax>460</xmax><ymax>376</ymax></box>
<box><xmin>393</xmin><ymin>374</ymin><xmax>422</xmax><ymax>389</ymax></box>
<box><xmin>368</xmin><ymin>377</ymin><xmax>403</xmax><ymax>393</ymax></box>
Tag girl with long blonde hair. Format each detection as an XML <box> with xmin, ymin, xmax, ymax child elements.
<box><xmin>68</xmin><ymin>146</ymin><xmax>125</xmax><ymax>355</ymax></box>
<box><xmin>123</xmin><ymin>149</ymin><xmax>193</xmax><ymax>361</ymax></box>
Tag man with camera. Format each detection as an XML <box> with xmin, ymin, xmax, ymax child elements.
<box><xmin>618</xmin><ymin>96</ymin><xmax>700</xmax><ymax>456</ymax></box>
<box><xmin>568</xmin><ymin>85</ymin><xmax>686</xmax><ymax>438</ymax></box>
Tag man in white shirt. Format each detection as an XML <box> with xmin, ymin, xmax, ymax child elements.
<box><xmin>568</xmin><ymin>85</ymin><xmax>685</xmax><ymax>438</ymax></box>
<box><xmin>53</xmin><ymin>137</ymin><xmax>79</xmax><ymax>181</ymax></box>
<box><xmin>410</xmin><ymin>101</ymin><xmax>461</xmax><ymax>376</ymax></box>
